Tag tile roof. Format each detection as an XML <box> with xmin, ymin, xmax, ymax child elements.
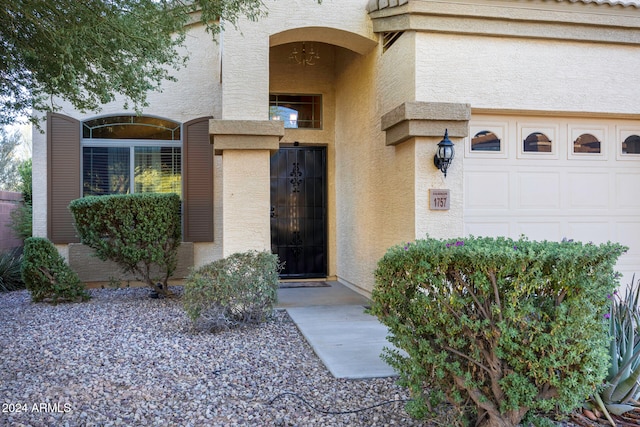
<box><xmin>561</xmin><ymin>0</ymin><xmax>640</xmax><ymax>5</ymax></box>
<box><xmin>367</xmin><ymin>0</ymin><xmax>640</xmax><ymax>12</ymax></box>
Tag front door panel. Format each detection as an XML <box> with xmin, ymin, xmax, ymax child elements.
<box><xmin>270</xmin><ymin>147</ymin><xmax>327</xmax><ymax>278</ymax></box>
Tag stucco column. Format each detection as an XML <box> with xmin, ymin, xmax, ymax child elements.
<box><xmin>381</xmin><ymin>101</ymin><xmax>470</xmax><ymax>240</ymax></box>
<box><xmin>210</xmin><ymin>120</ymin><xmax>284</xmax><ymax>257</ymax></box>
<box><xmin>220</xmin><ymin>24</ymin><xmax>269</xmax><ymax>120</ymax></box>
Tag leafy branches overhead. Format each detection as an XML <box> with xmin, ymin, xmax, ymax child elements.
<box><xmin>0</xmin><ymin>128</ymin><xmax>22</xmax><ymax>190</ymax></box>
<box><xmin>0</xmin><ymin>0</ymin><xmax>279</xmax><ymax>126</ymax></box>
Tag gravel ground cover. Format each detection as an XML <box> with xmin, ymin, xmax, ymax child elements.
<box><xmin>0</xmin><ymin>287</ymin><xmax>427</xmax><ymax>427</ymax></box>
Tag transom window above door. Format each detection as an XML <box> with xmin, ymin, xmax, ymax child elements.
<box><xmin>269</xmin><ymin>94</ymin><xmax>322</xmax><ymax>129</ymax></box>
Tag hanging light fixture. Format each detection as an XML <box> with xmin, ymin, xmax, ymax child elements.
<box><xmin>289</xmin><ymin>42</ymin><xmax>320</xmax><ymax>66</ymax></box>
<box><xmin>434</xmin><ymin>129</ymin><xmax>455</xmax><ymax>177</ymax></box>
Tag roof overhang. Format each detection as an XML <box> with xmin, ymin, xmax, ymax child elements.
<box><xmin>368</xmin><ymin>0</ymin><xmax>640</xmax><ymax>45</ymax></box>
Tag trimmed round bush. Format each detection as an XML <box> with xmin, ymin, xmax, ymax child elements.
<box><xmin>183</xmin><ymin>251</ymin><xmax>280</xmax><ymax>331</ymax></box>
<box><xmin>69</xmin><ymin>192</ymin><xmax>181</xmax><ymax>296</ymax></box>
<box><xmin>22</xmin><ymin>237</ymin><xmax>90</xmax><ymax>303</ymax></box>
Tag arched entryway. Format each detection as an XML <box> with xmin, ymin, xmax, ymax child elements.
<box><xmin>268</xmin><ymin>27</ymin><xmax>376</xmax><ymax>279</ymax></box>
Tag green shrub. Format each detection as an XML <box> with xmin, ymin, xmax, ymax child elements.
<box><xmin>370</xmin><ymin>236</ymin><xmax>628</xmax><ymax>427</ymax></box>
<box><xmin>0</xmin><ymin>247</ymin><xmax>24</xmax><ymax>292</ymax></box>
<box><xmin>21</xmin><ymin>237</ymin><xmax>89</xmax><ymax>303</ymax></box>
<box><xmin>183</xmin><ymin>251</ymin><xmax>280</xmax><ymax>331</ymax></box>
<box><xmin>69</xmin><ymin>193</ymin><xmax>181</xmax><ymax>297</ymax></box>
<box><xmin>9</xmin><ymin>159</ymin><xmax>32</xmax><ymax>241</ymax></box>
<box><xmin>9</xmin><ymin>202</ymin><xmax>32</xmax><ymax>241</ymax></box>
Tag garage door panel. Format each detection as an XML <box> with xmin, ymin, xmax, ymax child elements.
<box><xmin>566</xmin><ymin>221</ymin><xmax>611</xmax><ymax>244</ymax></box>
<box><xmin>615</xmin><ymin>173</ymin><xmax>640</xmax><ymax>208</ymax></box>
<box><xmin>615</xmin><ymin>222</ymin><xmax>640</xmax><ymax>256</ymax></box>
<box><xmin>465</xmin><ymin>171</ymin><xmax>509</xmax><ymax>209</ymax></box>
<box><xmin>517</xmin><ymin>172</ymin><xmax>560</xmax><ymax>209</ymax></box>
<box><xmin>568</xmin><ymin>172</ymin><xmax>609</xmax><ymax>209</ymax></box>
<box><xmin>464</xmin><ymin>221</ymin><xmax>510</xmax><ymax>237</ymax></box>
<box><xmin>516</xmin><ymin>221</ymin><xmax>562</xmax><ymax>241</ymax></box>
<box><xmin>466</xmin><ymin>116</ymin><xmax>639</xmax><ymax>279</ymax></box>
<box><xmin>615</xmin><ymin>221</ymin><xmax>640</xmax><ymax>285</ymax></box>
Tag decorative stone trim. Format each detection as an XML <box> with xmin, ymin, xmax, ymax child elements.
<box><xmin>209</xmin><ymin>119</ymin><xmax>284</xmax><ymax>154</ymax></box>
<box><xmin>381</xmin><ymin>101</ymin><xmax>470</xmax><ymax>146</ymax></box>
<box><xmin>367</xmin><ymin>0</ymin><xmax>640</xmax><ymax>13</ymax></box>
<box><xmin>367</xmin><ymin>0</ymin><xmax>408</xmax><ymax>13</ymax></box>
<box><xmin>68</xmin><ymin>242</ymin><xmax>195</xmax><ymax>282</ymax></box>
<box><xmin>368</xmin><ymin>0</ymin><xmax>640</xmax><ymax>45</ymax></box>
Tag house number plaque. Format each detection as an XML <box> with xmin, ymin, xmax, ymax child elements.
<box><xmin>430</xmin><ymin>189</ymin><xmax>450</xmax><ymax>210</ymax></box>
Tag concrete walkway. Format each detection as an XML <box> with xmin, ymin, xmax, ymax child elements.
<box><xmin>277</xmin><ymin>281</ymin><xmax>398</xmax><ymax>379</ymax></box>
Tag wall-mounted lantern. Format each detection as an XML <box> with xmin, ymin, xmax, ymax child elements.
<box><xmin>434</xmin><ymin>129</ymin><xmax>455</xmax><ymax>177</ymax></box>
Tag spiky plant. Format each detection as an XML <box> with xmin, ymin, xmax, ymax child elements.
<box><xmin>0</xmin><ymin>248</ymin><xmax>24</xmax><ymax>292</ymax></box>
<box><xmin>593</xmin><ymin>275</ymin><xmax>640</xmax><ymax>426</ymax></box>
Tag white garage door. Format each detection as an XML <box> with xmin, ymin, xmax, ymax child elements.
<box><xmin>464</xmin><ymin>115</ymin><xmax>640</xmax><ymax>282</ymax></box>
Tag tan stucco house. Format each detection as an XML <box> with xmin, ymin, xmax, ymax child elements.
<box><xmin>33</xmin><ymin>0</ymin><xmax>640</xmax><ymax>295</ymax></box>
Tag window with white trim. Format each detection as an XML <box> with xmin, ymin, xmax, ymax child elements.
<box><xmin>81</xmin><ymin>116</ymin><xmax>182</xmax><ymax>197</ymax></box>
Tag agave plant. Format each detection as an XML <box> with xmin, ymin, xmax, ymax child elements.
<box><xmin>0</xmin><ymin>247</ymin><xmax>24</xmax><ymax>292</ymax></box>
<box><xmin>592</xmin><ymin>275</ymin><xmax>640</xmax><ymax>426</ymax></box>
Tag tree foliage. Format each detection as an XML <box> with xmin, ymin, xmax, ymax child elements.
<box><xmin>0</xmin><ymin>128</ymin><xmax>22</xmax><ymax>191</ymax></box>
<box><xmin>0</xmin><ymin>0</ymin><xmax>277</xmax><ymax>126</ymax></box>
<box><xmin>9</xmin><ymin>158</ymin><xmax>33</xmax><ymax>241</ymax></box>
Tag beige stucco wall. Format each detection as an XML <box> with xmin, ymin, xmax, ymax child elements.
<box><xmin>334</xmin><ymin>35</ymin><xmax>417</xmax><ymax>293</ymax></box>
<box><xmin>222</xmin><ymin>0</ymin><xmax>375</xmax><ymax>120</ymax></box>
<box><xmin>34</xmin><ymin>0</ymin><xmax>640</xmax><ymax>292</ymax></box>
<box><xmin>220</xmin><ymin>149</ymin><xmax>272</xmax><ymax>255</ymax></box>
<box><xmin>415</xmin><ymin>32</ymin><xmax>640</xmax><ymax>114</ymax></box>
<box><xmin>32</xmin><ymin>23</ymin><xmax>222</xmax><ymax>264</ymax></box>
<box><xmin>258</xmin><ymin>1</ymin><xmax>468</xmax><ymax>293</ymax></box>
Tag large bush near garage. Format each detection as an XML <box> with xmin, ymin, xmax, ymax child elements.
<box><xmin>370</xmin><ymin>236</ymin><xmax>628</xmax><ymax>427</ymax></box>
<box><xmin>183</xmin><ymin>251</ymin><xmax>280</xmax><ymax>331</ymax></box>
<box><xmin>69</xmin><ymin>193</ymin><xmax>181</xmax><ymax>297</ymax></box>
<box><xmin>22</xmin><ymin>237</ymin><xmax>90</xmax><ymax>303</ymax></box>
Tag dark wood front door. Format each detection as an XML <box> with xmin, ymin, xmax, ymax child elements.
<box><xmin>270</xmin><ymin>146</ymin><xmax>327</xmax><ymax>278</ymax></box>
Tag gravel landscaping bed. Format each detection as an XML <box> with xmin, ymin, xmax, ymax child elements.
<box><xmin>0</xmin><ymin>287</ymin><xmax>426</xmax><ymax>427</ymax></box>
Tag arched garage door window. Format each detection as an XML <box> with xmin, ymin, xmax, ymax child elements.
<box><xmin>623</xmin><ymin>134</ymin><xmax>640</xmax><ymax>154</ymax></box>
<box><xmin>524</xmin><ymin>132</ymin><xmax>552</xmax><ymax>153</ymax></box>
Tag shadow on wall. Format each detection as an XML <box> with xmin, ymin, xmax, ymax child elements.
<box><xmin>0</xmin><ymin>191</ymin><xmax>23</xmax><ymax>252</ymax></box>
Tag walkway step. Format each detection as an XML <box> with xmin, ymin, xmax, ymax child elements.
<box><xmin>286</xmin><ymin>305</ymin><xmax>398</xmax><ymax>379</ymax></box>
